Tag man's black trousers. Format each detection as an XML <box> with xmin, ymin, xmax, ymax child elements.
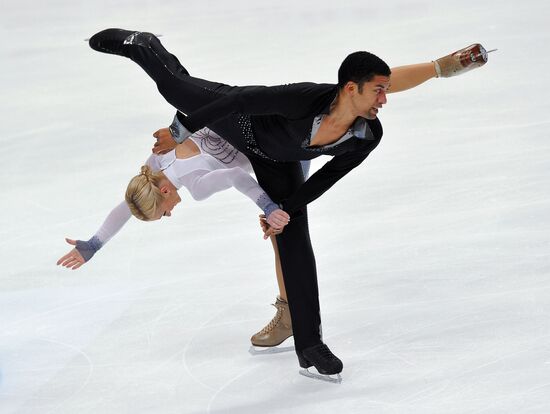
<box><xmin>114</xmin><ymin>34</ymin><xmax>323</xmax><ymax>352</ymax></box>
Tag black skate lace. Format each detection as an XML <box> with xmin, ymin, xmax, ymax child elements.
<box><xmin>311</xmin><ymin>344</ymin><xmax>337</xmax><ymax>360</ymax></box>
<box><xmin>259</xmin><ymin>303</ymin><xmax>284</xmax><ymax>334</ymax></box>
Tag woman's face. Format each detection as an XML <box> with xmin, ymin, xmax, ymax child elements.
<box><xmin>154</xmin><ymin>189</ymin><xmax>181</xmax><ymax>220</ymax></box>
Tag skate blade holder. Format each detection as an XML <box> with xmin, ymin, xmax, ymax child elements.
<box><xmin>248</xmin><ymin>345</ymin><xmax>295</xmax><ymax>356</ymax></box>
<box><xmin>299</xmin><ymin>367</ymin><xmax>342</xmax><ymax>384</ymax></box>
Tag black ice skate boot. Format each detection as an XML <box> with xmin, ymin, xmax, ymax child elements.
<box><xmin>88</xmin><ymin>28</ymin><xmax>155</xmax><ymax>57</ymax></box>
<box><xmin>297</xmin><ymin>343</ymin><xmax>343</xmax><ymax>382</ymax></box>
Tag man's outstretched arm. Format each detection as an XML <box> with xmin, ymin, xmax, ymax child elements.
<box><xmin>388</xmin><ymin>62</ymin><xmax>437</xmax><ymax>94</ymax></box>
<box><xmin>389</xmin><ymin>43</ymin><xmax>491</xmax><ymax>93</ymax></box>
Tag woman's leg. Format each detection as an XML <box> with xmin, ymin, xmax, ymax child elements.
<box><xmin>250</xmin><ymin>235</ymin><xmax>293</xmax><ymax>347</ymax></box>
<box><xmin>270</xmin><ymin>235</ymin><xmax>287</xmax><ymax>301</ymax></box>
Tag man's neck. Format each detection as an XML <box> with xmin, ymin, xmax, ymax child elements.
<box><xmin>326</xmin><ymin>91</ymin><xmax>358</xmax><ymax>128</ymax></box>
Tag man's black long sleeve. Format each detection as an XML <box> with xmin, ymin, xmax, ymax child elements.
<box><xmin>283</xmin><ymin>139</ymin><xmax>380</xmax><ymax>215</ymax></box>
<box><xmin>174</xmin><ymin>81</ymin><xmax>383</xmax><ymax>214</ymax></box>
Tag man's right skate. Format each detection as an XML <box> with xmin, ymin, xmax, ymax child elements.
<box><xmin>297</xmin><ymin>343</ymin><xmax>343</xmax><ymax>383</ymax></box>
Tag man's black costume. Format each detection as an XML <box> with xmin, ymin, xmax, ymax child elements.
<box><xmin>90</xmin><ymin>29</ymin><xmax>383</xmax><ymax>374</ymax></box>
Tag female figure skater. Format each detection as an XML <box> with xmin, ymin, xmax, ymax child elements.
<box><xmin>56</xmin><ymin>126</ymin><xmax>298</xmax><ymax>348</ymax></box>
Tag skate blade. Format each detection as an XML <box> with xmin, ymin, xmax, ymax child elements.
<box><xmin>299</xmin><ymin>368</ymin><xmax>342</xmax><ymax>384</ymax></box>
<box><xmin>248</xmin><ymin>344</ymin><xmax>295</xmax><ymax>355</ymax></box>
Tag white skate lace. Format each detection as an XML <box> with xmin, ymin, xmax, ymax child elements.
<box><xmin>259</xmin><ymin>303</ymin><xmax>284</xmax><ymax>334</ymax></box>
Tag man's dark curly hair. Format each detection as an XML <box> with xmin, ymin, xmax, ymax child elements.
<box><xmin>338</xmin><ymin>51</ymin><xmax>391</xmax><ymax>92</ymax></box>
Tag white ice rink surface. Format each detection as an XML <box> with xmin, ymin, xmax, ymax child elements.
<box><xmin>1</xmin><ymin>0</ymin><xmax>549</xmax><ymax>413</ymax></box>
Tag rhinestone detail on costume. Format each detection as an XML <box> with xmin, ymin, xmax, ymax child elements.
<box><xmin>237</xmin><ymin>115</ymin><xmax>276</xmax><ymax>161</ymax></box>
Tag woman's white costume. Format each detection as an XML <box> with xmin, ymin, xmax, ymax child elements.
<box><xmin>76</xmin><ymin>128</ymin><xmax>281</xmax><ymax>261</ymax></box>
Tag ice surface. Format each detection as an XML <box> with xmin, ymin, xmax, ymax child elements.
<box><xmin>1</xmin><ymin>0</ymin><xmax>549</xmax><ymax>413</ymax></box>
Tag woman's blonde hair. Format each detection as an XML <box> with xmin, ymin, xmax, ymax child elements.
<box><xmin>125</xmin><ymin>165</ymin><xmax>164</xmax><ymax>221</ymax></box>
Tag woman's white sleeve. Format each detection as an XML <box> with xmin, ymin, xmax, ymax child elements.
<box><xmin>187</xmin><ymin>168</ymin><xmax>279</xmax><ymax>216</ymax></box>
<box><xmin>90</xmin><ymin>153</ymin><xmax>157</xmax><ymax>244</ymax></box>
<box><xmin>75</xmin><ymin>155</ymin><xmax>154</xmax><ymax>262</ymax></box>
<box><xmin>145</xmin><ymin>154</ymin><xmax>161</xmax><ymax>171</ymax></box>
<box><xmin>92</xmin><ymin>153</ymin><xmax>157</xmax><ymax>245</ymax></box>
<box><xmin>75</xmin><ymin>201</ymin><xmax>132</xmax><ymax>262</ymax></box>
<box><xmin>93</xmin><ymin>201</ymin><xmax>133</xmax><ymax>246</ymax></box>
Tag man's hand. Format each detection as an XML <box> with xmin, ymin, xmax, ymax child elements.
<box><xmin>259</xmin><ymin>214</ymin><xmax>284</xmax><ymax>240</ymax></box>
<box><xmin>266</xmin><ymin>208</ymin><xmax>290</xmax><ymax>230</ymax></box>
<box><xmin>152</xmin><ymin>128</ymin><xmax>177</xmax><ymax>154</ymax></box>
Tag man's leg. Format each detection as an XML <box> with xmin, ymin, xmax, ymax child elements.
<box><xmin>248</xmin><ymin>158</ymin><xmax>322</xmax><ymax>350</ymax></box>
<box><xmin>276</xmin><ymin>207</ymin><xmax>322</xmax><ymax>350</ymax></box>
<box><xmin>89</xmin><ymin>29</ymin><xmax>238</xmax><ymax>120</ymax></box>
<box><xmin>249</xmin><ymin>158</ymin><xmax>342</xmax><ymax>375</ymax></box>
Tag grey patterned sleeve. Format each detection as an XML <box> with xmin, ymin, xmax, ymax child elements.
<box><xmin>169</xmin><ymin>113</ymin><xmax>192</xmax><ymax>144</ymax></box>
<box><xmin>256</xmin><ymin>193</ymin><xmax>280</xmax><ymax>218</ymax></box>
<box><xmin>75</xmin><ymin>236</ymin><xmax>103</xmax><ymax>262</ymax></box>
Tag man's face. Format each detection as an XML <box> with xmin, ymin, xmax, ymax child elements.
<box><xmin>353</xmin><ymin>75</ymin><xmax>390</xmax><ymax>119</ymax></box>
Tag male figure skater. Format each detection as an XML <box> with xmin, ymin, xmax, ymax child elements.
<box><xmin>88</xmin><ymin>28</ymin><xmax>488</xmax><ymax>379</ymax></box>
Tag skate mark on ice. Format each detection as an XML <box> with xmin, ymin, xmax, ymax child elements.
<box><xmin>3</xmin><ymin>279</ymin><xmax>186</xmax><ymax>333</ymax></box>
<box><xmin>323</xmin><ymin>308</ymin><xmax>474</xmax><ymax>353</ymax></box>
<box><xmin>36</xmin><ymin>337</ymin><xmax>94</xmax><ymax>414</ymax></box>
<box><xmin>181</xmin><ymin>290</ymin><xmax>259</xmax><ymax>392</ymax></box>
<box><xmin>206</xmin><ymin>365</ymin><xmax>258</xmax><ymax>414</ymax></box>
<box><xmin>470</xmin><ymin>381</ymin><xmax>550</xmax><ymax>414</ymax></box>
<box><xmin>332</xmin><ymin>284</ymin><xmax>550</xmax><ymax>316</ymax></box>
<box><xmin>144</xmin><ymin>303</ymin><xmax>185</xmax><ymax>348</ymax></box>
<box><xmin>0</xmin><ymin>212</ymin><xmax>103</xmax><ymax>249</ymax></box>
<box><xmin>180</xmin><ymin>285</ymin><xmax>284</xmax><ymax>392</ymax></box>
<box><xmin>393</xmin><ymin>334</ymin><xmax>550</xmax><ymax>407</ymax></box>
<box><xmin>386</xmin><ymin>349</ymin><xmax>418</xmax><ymax>367</ymax></box>
<box><xmin>439</xmin><ymin>119</ymin><xmax>550</xmax><ymax>133</ymax></box>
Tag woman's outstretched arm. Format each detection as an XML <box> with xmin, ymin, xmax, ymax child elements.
<box><xmin>57</xmin><ymin>201</ymin><xmax>133</xmax><ymax>270</ymax></box>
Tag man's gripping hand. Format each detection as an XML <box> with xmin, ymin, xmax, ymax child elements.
<box><xmin>152</xmin><ymin>128</ymin><xmax>178</xmax><ymax>155</ymax></box>
<box><xmin>259</xmin><ymin>214</ymin><xmax>284</xmax><ymax>240</ymax></box>
<box><xmin>266</xmin><ymin>209</ymin><xmax>290</xmax><ymax>230</ymax></box>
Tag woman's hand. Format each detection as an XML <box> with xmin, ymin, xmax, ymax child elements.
<box><xmin>260</xmin><ymin>214</ymin><xmax>281</xmax><ymax>240</ymax></box>
<box><xmin>56</xmin><ymin>238</ymin><xmax>86</xmax><ymax>270</ymax></box>
<box><xmin>260</xmin><ymin>209</ymin><xmax>289</xmax><ymax>240</ymax></box>
<box><xmin>152</xmin><ymin>128</ymin><xmax>178</xmax><ymax>154</ymax></box>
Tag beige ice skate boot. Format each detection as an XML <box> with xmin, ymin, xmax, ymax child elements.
<box><xmin>434</xmin><ymin>43</ymin><xmax>494</xmax><ymax>78</ymax></box>
<box><xmin>251</xmin><ymin>296</ymin><xmax>293</xmax><ymax>347</ymax></box>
